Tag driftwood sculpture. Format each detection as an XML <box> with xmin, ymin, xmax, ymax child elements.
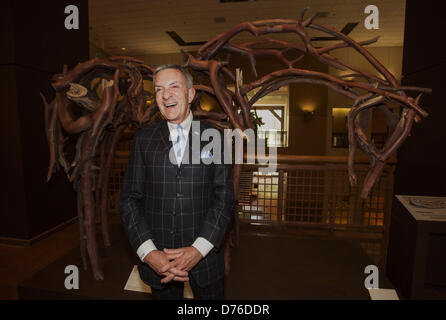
<box><xmin>186</xmin><ymin>8</ymin><xmax>431</xmax><ymax>199</ymax></box>
<box><xmin>43</xmin><ymin>9</ymin><xmax>430</xmax><ymax>280</ymax></box>
<box><xmin>42</xmin><ymin>57</ymin><xmax>157</xmax><ymax>280</ymax></box>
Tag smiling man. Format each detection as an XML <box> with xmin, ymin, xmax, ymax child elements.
<box><xmin>155</xmin><ymin>67</ymin><xmax>194</xmax><ymax>123</ymax></box>
<box><xmin>119</xmin><ymin>64</ymin><xmax>234</xmax><ymax>300</ymax></box>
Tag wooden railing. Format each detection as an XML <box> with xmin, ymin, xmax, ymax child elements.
<box><xmin>107</xmin><ymin>153</ymin><xmax>395</xmax><ymax>269</ymax></box>
<box><xmin>236</xmin><ymin>155</ymin><xmax>395</xmax><ymax>269</ymax></box>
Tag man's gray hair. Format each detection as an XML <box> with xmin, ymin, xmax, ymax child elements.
<box><xmin>153</xmin><ymin>64</ymin><xmax>194</xmax><ymax>89</ymax></box>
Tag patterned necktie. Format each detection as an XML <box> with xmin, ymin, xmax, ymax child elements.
<box><xmin>174</xmin><ymin>124</ymin><xmax>185</xmax><ymax>167</ymax></box>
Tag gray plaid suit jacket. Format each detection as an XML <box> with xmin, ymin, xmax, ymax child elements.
<box><xmin>118</xmin><ymin>117</ymin><xmax>234</xmax><ymax>289</ymax></box>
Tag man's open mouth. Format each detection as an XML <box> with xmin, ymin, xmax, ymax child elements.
<box><xmin>166</xmin><ymin>103</ymin><xmax>177</xmax><ymax>108</ymax></box>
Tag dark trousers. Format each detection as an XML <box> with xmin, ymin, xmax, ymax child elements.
<box><xmin>150</xmin><ymin>276</ymin><xmax>224</xmax><ymax>300</ymax></box>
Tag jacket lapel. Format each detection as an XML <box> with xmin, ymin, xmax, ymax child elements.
<box><xmin>158</xmin><ymin>121</ymin><xmax>172</xmax><ymax>152</ymax></box>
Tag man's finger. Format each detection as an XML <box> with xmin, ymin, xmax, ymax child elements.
<box><xmin>169</xmin><ymin>267</ymin><xmax>188</xmax><ymax>277</ymax></box>
<box><xmin>161</xmin><ymin>273</ymin><xmax>175</xmax><ymax>284</ymax></box>
<box><xmin>173</xmin><ymin>276</ymin><xmax>189</xmax><ymax>282</ymax></box>
<box><xmin>160</xmin><ymin>260</ymin><xmax>181</xmax><ymax>273</ymax></box>
<box><xmin>164</xmin><ymin>248</ymin><xmax>183</xmax><ymax>254</ymax></box>
<box><xmin>157</xmin><ymin>268</ymin><xmax>173</xmax><ymax>276</ymax></box>
<box><xmin>165</xmin><ymin>252</ymin><xmax>183</xmax><ymax>260</ymax></box>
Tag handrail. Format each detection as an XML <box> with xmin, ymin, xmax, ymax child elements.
<box><xmin>114</xmin><ymin>151</ymin><xmax>397</xmax><ymax>165</ymax></box>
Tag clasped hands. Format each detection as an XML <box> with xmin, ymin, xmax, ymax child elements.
<box><xmin>144</xmin><ymin>246</ymin><xmax>203</xmax><ymax>284</ymax></box>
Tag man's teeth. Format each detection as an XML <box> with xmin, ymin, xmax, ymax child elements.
<box><xmin>166</xmin><ymin>103</ymin><xmax>177</xmax><ymax>108</ymax></box>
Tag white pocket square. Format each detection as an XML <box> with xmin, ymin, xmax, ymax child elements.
<box><xmin>200</xmin><ymin>150</ymin><xmax>212</xmax><ymax>159</ymax></box>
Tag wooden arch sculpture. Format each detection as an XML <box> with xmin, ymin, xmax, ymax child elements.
<box><xmin>185</xmin><ymin>8</ymin><xmax>431</xmax><ymax>199</ymax></box>
<box><xmin>42</xmin><ymin>57</ymin><xmax>157</xmax><ymax>280</ymax></box>
<box><xmin>42</xmin><ymin>9</ymin><xmax>430</xmax><ymax>280</ymax></box>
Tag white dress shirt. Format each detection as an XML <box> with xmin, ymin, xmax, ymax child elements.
<box><xmin>136</xmin><ymin>111</ymin><xmax>215</xmax><ymax>262</ymax></box>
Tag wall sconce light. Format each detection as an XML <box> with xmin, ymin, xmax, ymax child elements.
<box><xmin>303</xmin><ymin>110</ymin><xmax>315</xmax><ymax>122</ymax></box>
<box><xmin>201</xmin><ymin>104</ymin><xmax>212</xmax><ymax>112</ymax></box>
<box><xmin>301</xmin><ymin>104</ymin><xmax>316</xmax><ymax>122</ymax></box>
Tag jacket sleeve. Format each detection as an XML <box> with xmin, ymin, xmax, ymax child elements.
<box><xmin>198</xmin><ymin>131</ymin><xmax>234</xmax><ymax>249</ymax></box>
<box><xmin>118</xmin><ymin>130</ymin><xmax>153</xmax><ymax>253</ymax></box>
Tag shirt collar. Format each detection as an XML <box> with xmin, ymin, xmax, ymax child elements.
<box><xmin>167</xmin><ymin>111</ymin><xmax>193</xmax><ymax>141</ymax></box>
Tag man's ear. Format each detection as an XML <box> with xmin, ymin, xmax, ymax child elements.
<box><xmin>188</xmin><ymin>87</ymin><xmax>196</xmax><ymax>104</ymax></box>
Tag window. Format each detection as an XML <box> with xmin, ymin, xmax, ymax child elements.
<box><xmin>228</xmin><ymin>85</ymin><xmax>289</xmax><ymax>147</ymax></box>
<box><xmin>227</xmin><ymin>85</ymin><xmax>289</xmax><ymax>147</ymax></box>
<box><xmin>254</xmin><ymin>106</ymin><xmax>287</xmax><ymax>147</ymax></box>
<box><xmin>331</xmin><ymin>107</ymin><xmax>349</xmax><ymax>148</ymax></box>
<box><xmin>251</xmin><ymin>86</ymin><xmax>289</xmax><ymax>147</ymax></box>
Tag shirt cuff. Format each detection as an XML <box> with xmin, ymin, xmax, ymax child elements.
<box><xmin>136</xmin><ymin>239</ymin><xmax>157</xmax><ymax>262</ymax></box>
<box><xmin>192</xmin><ymin>237</ymin><xmax>214</xmax><ymax>258</ymax></box>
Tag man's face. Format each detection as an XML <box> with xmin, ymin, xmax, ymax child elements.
<box><xmin>154</xmin><ymin>68</ymin><xmax>195</xmax><ymax>124</ymax></box>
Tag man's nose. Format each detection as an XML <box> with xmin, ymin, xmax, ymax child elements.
<box><xmin>162</xmin><ymin>88</ymin><xmax>172</xmax><ymax>100</ymax></box>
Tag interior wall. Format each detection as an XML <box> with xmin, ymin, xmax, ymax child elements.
<box><xmin>324</xmin><ymin>46</ymin><xmax>404</xmax><ymax>156</ymax></box>
<box><xmin>393</xmin><ymin>0</ymin><xmax>446</xmax><ymax>196</ymax></box>
<box><xmin>0</xmin><ymin>0</ymin><xmax>88</xmax><ymax>240</ymax></box>
<box><xmin>90</xmin><ymin>42</ymin><xmax>110</xmax><ymax>59</ymax></box>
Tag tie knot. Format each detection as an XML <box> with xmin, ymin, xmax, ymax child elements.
<box><xmin>177</xmin><ymin>124</ymin><xmax>183</xmax><ymax>135</ymax></box>
<box><xmin>176</xmin><ymin>124</ymin><xmax>184</xmax><ymax>143</ymax></box>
